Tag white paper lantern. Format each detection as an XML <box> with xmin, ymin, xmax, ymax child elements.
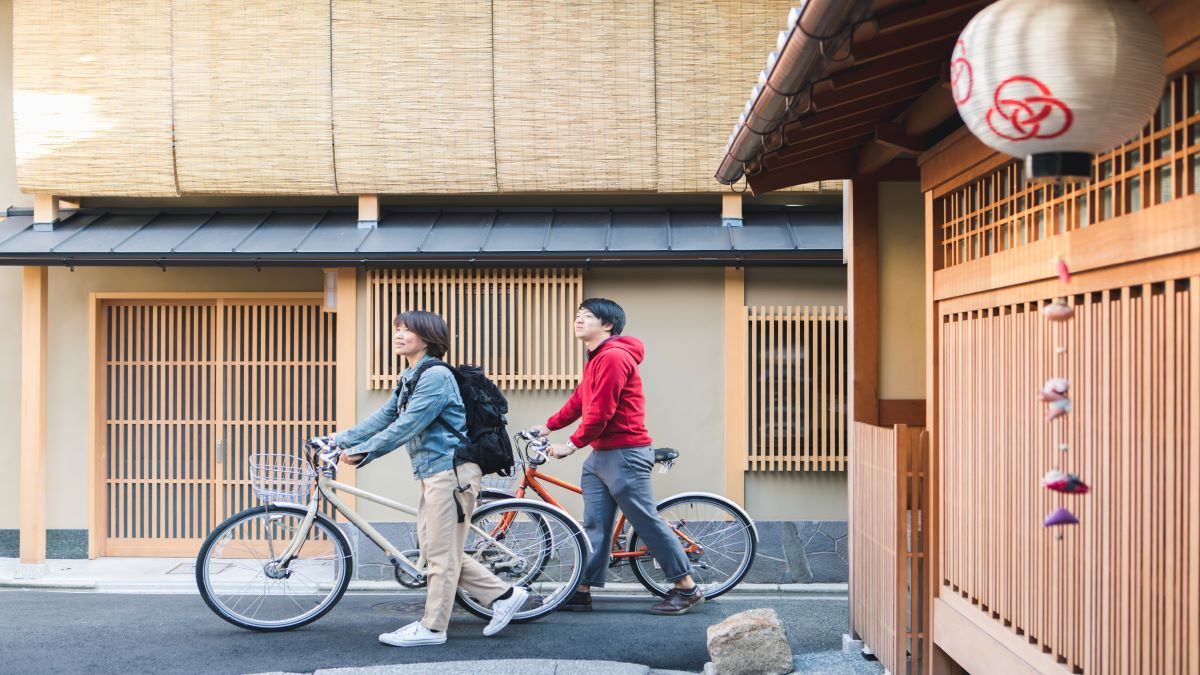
<box><xmin>951</xmin><ymin>0</ymin><xmax>1166</xmax><ymax>182</ymax></box>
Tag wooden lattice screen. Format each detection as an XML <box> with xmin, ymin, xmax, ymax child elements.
<box><xmin>367</xmin><ymin>269</ymin><xmax>584</xmax><ymax>391</ymax></box>
<box><xmin>851</xmin><ymin>423</ymin><xmax>927</xmax><ymax>675</ymax></box>
<box><xmin>746</xmin><ymin>305</ymin><xmax>847</xmax><ymax>472</ymax></box>
<box><xmin>939</xmin><ymin>278</ymin><xmax>1199</xmax><ymax>674</ymax></box>
<box><xmin>936</xmin><ymin>72</ymin><xmax>1199</xmax><ymax>268</ymax></box>
<box><xmin>101</xmin><ymin>297</ymin><xmax>336</xmax><ymax>556</ymax></box>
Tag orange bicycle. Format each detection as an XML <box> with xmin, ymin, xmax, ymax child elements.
<box><xmin>481</xmin><ymin>430</ymin><xmax>758</xmax><ymax>599</ymax></box>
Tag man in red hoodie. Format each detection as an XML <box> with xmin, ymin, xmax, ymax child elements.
<box><xmin>529</xmin><ymin>298</ymin><xmax>703</xmax><ymax>615</ymax></box>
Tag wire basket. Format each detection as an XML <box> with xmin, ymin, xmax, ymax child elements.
<box><xmin>481</xmin><ymin>454</ymin><xmax>527</xmax><ymax>494</ymax></box>
<box><xmin>249</xmin><ymin>453</ymin><xmax>317</xmax><ymax>505</ymax></box>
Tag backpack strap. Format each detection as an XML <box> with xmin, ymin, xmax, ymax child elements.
<box><xmin>398</xmin><ymin>360</ymin><xmax>470</xmax><ymax>443</ymax></box>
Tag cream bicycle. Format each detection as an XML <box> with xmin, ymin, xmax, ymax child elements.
<box><xmin>195</xmin><ymin>444</ymin><xmax>588</xmax><ymax>631</ymax></box>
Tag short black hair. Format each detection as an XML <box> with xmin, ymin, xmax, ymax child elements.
<box><xmin>579</xmin><ymin>298</ymin><xmax>626</xmax><ymax>335</ymax></box>
<box><xmin>394</xmin><ymin>310</ymin><xmax>451</xmax><ymax>359</ymax></box>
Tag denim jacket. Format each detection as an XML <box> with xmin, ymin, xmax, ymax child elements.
<box><xmin>336</xmin><ymin>355</ymin><xmax>467</xmax><ymax>480</ymax></box>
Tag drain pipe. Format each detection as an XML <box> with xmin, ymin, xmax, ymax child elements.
<box><xmin>715</xmin><ymin>0</ymin><xmax>870</xmax><ymax>186</ymax></box>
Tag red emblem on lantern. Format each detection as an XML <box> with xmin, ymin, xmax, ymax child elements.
<box><xmin>950</xmin><ymin>40</ymin><xmax>973</xmax><ymax>104</ymax></box>
<box><xmin>986</xmin><ymin>76</ymin><xmax>1074</xmax><ymax>141</ymax></box>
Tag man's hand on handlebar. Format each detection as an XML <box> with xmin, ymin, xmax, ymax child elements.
<box><xmin>547</xmin><ymin>443</ymin><xmax>576</xmax><ymax>459</ymax></box>
<box><xmin>527</xmin><ymin>424</ymin><xmax>551</xmax><ymax>439</ymax></box>
<box><xmin>341</xmin><ymin>452</ymin><xmax>367</xmax><ymax>467</ymax></box>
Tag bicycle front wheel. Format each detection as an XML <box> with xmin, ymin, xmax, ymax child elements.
<box><xmin>629</xmin><ymin>494</ymin><xmax>757</xmax><ymax>600</ymax></box>
<box><xmin>196</xmin><ymin>503</ymin><xmax>353</xmax><ymax>631</ymax></box>
<box><xmin>456</xmin><ymin>500</ymin><xmax>587</xmax><ymax>623</ymax></box>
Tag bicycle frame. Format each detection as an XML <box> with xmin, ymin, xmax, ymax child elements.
<box><xmin>506</xmin><ymin>463</ymin><xmax>704</xmax><ymax>560</ymax></box>
<box><xmin>273</xmin><ymin>471</ymin><xmax>523</xmax><ymax>583</ymax></box>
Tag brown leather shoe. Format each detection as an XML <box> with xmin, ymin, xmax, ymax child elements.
<box><xmin>557</xmin><ymin>590</ymin><xmax>592</xmax><ymax>612</ymax></box>
<box><xmin>649</xmin><ymin>587</ymin><xmax>705</xmax><ymax>615</ymax></box>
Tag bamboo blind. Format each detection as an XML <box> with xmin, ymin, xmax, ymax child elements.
<box><xmin>850</xmin><ymin>423</ymin><xmax>927</xmax><ymax>675</ymax></box>
<box><xmin>13</xmin><ymin>2</ymin><xmax>845</xmax><ymax>196</ymax></box>
<box><xmin>491</xmin><ymin>0</ymin><xmax>657</xmax><ymax>192</ymax></box>
<box><xmin>746</xmin><ymin>305</ymin><xmax>846</xmax><ymax>472</ymax></box>
<box><xmin>936</xmin><ymin>72</ymin><xmax>1199</xmax><ymax>268</ymax></box>
<box><xmin>331</xmin><ymin>1</ymin><xmax>497</xmax><ymax>193</ymax></box>
<box><xmin>13</xmin><ymin>1</ymin><xmax>178</xmax><ymax>196</ymax></box>
<box><xmin>367</xmin><ymin>268</ymin><xmax>583</xmax><ymax>391</ymax></box>
<box><xmin>939</xmin><ymin>278</ymin><xmax>1200</xmax><ymax>674</ymax></box>
<box><xmin>172</xmin><ymin>0</ymin><xmax>336</xmax><ymax>194</ymax></box>
<box><xmin>102</xmin><ymin>299</ymin><xmax>336</xmax><ymax>556</ymax></box>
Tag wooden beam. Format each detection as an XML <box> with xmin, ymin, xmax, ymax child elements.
<box><xmin>722</xmin><ymin>268</ymin><xmax>747</xmax><ymax>507</ymax></box>
<box><xmin>20</xmin><ymin>266</ymin><xmax>48</xmax><ymax>565</ymax></box>
<box><xmin>721</xmin><ymin>193</ymin><xmax>743</xmax><ymax>221</ymax></box>
<box><xmin>765</xmin><ymin>131</ymin><xmax>877</xmax><ymax>170</ymax></box>
<box><xmin>357</xmin><ymin>195</ymin><xmax>380</xmax><ymax>228</ymax></box>
<box><xmin>848</xmin><ymin>175</ymin><xmax>880</xmax><ymax>425</ymax></box>
<box><xmin>874</xmin><ymin>122</ymin><xmax>928</xmax><ymax>154</ymax></box>
<box><xmin>860</xmin><ymin>82</ymin><xmax>958</xmax><ymax>175</ymax></box>
<box><xmin>33</xmin><ymin>195</ymin><xmax>59</xmax><ymax>231</ymax></box>
<box><xmin>878</xmin><ymin>399</ymin><xmax>927</xmax><ymax>426</ymax></box>
<box><xmin>335</xmin><ymin>268</ymin><xmax>358</xmax><ymax>508</ymax></box>
<box><xmin>934</xmin><ymin>594</ymin><xmax>1076</xmax><ymax>674</ymax></box>
<box><xmin>748</xmin><ymin>151</ymin><xmax>856</xmax><ymax>194</ymax></box>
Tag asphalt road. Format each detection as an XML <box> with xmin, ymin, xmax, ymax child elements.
<box><xmin>0</xmin><ymin>590</ymin><xmax>848</xmax><ymax>674</ymax></box>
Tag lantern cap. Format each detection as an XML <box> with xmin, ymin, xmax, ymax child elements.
<box><xmin>1025</xmin><ymin>153</ymin><xmax>1092</xmax><ymax>185</ymax></box>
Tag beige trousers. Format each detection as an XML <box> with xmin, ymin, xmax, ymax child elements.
<box><xmin>417</xmin><ymin>461</ymin><xmax>510</xmax><ymax>631</ymax></box>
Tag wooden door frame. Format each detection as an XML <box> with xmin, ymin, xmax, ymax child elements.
<box><xmin>87</xmin><ymin>290</ymin><xmax>355</xmax><ymax>558</ymax></box>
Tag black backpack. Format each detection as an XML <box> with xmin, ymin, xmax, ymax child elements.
<box><xmin>400</xmin><ymin>361</ymin><xmax>515</xmax><ymax>477</ymax></box>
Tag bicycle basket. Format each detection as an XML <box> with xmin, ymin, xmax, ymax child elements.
<box><xmin>481</xmin><ymin>453</ymin><xmax>526</xmax><ymax>493</ymax></box>
<box><xmin>249</xmin><ymin>453</ymin><xmax>317</xmax><ymax>505</ymax></box>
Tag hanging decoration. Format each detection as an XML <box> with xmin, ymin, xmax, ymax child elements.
<box><xmin>1044</xmin><ymin>507</ymin><xmax>1080</xmax><ymax>527</ymax></box>
<box><xmin>1043</xmin><ymin>470</ymin><xmax>1090</xmax><ymax>494</ymax></box>
<box><xmin>1038</xmin><ymin>377</ymin><xmax>1069</xmax><ymax>402</ymax></box>
<box><xmin>951</xmin><ymin>0</ymin><xmax>1167</xmax><ymax>182</ymax></box>
<box><xmin>1043</xmin><ymin>300</ymin><xmax>1074</xmax><ymax>322</ymax></box>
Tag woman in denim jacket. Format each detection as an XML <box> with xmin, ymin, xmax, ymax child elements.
<box><xmin>309</xmin><ymin>310</ymin><xmax>527</xmax><ymax>647</ymax></box>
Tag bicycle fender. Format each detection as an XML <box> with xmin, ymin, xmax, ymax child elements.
<box><xmin>654</xmin><ymin>491</ymin><xmax>759</xmax><ymax>542</ymax></box>
<box><xmin>477</xmin><ymin>497</ymin><xmax>594</xmax><ymax>556</ymax></box>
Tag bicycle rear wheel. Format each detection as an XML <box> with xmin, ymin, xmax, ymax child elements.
<box><xmin>196</xmin><ymin>503</ymin><xmax>352</xmax><ymax>631</ymax></box>
<box><xmin>455</xmin><ymin>500</ymin><xmax>587</xmax><ymax>623</ymax></box>
<box><xmin>628</xmin><ymin>494</ymin><xmax>756</xmax><ymax>599</ymax></box>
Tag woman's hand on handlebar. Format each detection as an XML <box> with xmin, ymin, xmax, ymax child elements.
<box><xmin>547</xmin><ymin>443</ymin><xmax>576</xmax><ymax>459</ymax></box>
<box><xmin>526</xmin><ymin>424</ymin><xmax>551</xmax><ymax>439</ymax></box>
<box><xmin>341</xmin><ymin>452</ymin><xmax>367</xmax><ymax>467</ymax></box>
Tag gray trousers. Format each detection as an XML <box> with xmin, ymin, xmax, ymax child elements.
<box><xmin>580</xmin><ymin>445</ymin><xmax>692</xmax><ymax>587</ymax></box>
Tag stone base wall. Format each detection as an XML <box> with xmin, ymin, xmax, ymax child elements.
<box><xmin>343</xmin><ymin>520</ymin><xmax>849</xmax><ymax>585</ymax></box>
<box><xmin>0</xmin><ymin>529</ymin><xmax>89</xmax><ymax>559</ymax></box>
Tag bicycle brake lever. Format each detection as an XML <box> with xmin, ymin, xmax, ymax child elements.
<box><xmin>658</xmin><ymin>460</ymin><xmax>675</xmax><ymax>475</ymax></box>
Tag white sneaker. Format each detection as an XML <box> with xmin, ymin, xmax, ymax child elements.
<box><xmin>378</xmin><ymin>621</ymin><xmax>447</xmax><ymax>647</ymax></box>
<box><xmin>483</xmin><ymin>586</ymin><xmax>529</xmax><ymax>637</ymax></box>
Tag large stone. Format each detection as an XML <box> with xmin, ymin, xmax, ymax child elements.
<box><xmin>706</xmin><ymin>608</ymin><xmax>794</xmax><ymax>675</ymax></box>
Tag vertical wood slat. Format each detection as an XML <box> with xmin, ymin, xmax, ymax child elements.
<box><xmin>366</xmin><ymin>268</ymin><xmax>583</xmax><ymax>390</ymax></box>
<box><xmin>99</xmin><ymin>296</ymin><xmax>335</xmax><ymax>555</ymax></box>
<box><xmin>938</xmin><ymin>276</ymin><xmax>1198</xmax><ymax>673</ymax></box>
<box><xmin>850</xmin><ymin>421</ymin><xmax>927</xmax><ymax>674</ymax></box>
<box><xmin>744</xmin><ymin>304</ymin><xmax>848</xmax><ymax>472</ymax></box>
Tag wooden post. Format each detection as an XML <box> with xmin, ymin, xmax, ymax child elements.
<box><xmin>19</xmin><ymin>267</ymin><xmax>48</xmax><ymax>565</ymax></box>
<box><xmin>722</xmin><ymin>193</ymin><xmax>743</xmax><ymax>227</ymax></box>
<box><xmin>723</xmin><ymin>267</ymin><xmax>747</xmax><ymax>507</ymax></box>
<box><xmin>358</xmin><ymin>195</ymin><xmax>380</xmax><ymax>229</ymax></box>
<box><xmin>848</xmin><ymin>174</ymin><xmax>880</xmax><ymax>425</ymax></box>
<box><xmin>335</xmin><ymin>268</ymin><xmax>358</xmax><ymax>507</ymax></box>
<box><xmin>924</xmin><ymin>189</ymin><xmax>943</xmax><ymax>674</ymax></box>
<box><xmin>33</xmin><ymin>194</ymin><xmax>59</xmax><ymax>231</ymax></box>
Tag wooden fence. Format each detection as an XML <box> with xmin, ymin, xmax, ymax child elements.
<box><xmin>938</xmin><ymin>276</ymin><xmax>1199</xmax><ymax>674</ymax></box>
<box><xmin>366</xmin><ymin>268</ymin><xmax>583</xmax><ymax>391</ymax></box>
<box><xmin>850</xmin><ymin>422</ymin><xmax>927</xmax><ymax>675</ymax></box>
<box><xmin>100</xmin><ymin>296</ymin><xmax>337</xmax><ymax>556</ymax></box>
<box><xmin>746</xmin><ymin>305</ymin><xmax>847</xmax><ymax>471</ymax></box>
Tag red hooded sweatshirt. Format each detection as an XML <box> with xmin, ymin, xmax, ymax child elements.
<box><xmin>546</xmin><ymin>335</ymin><xmax>653</xmax><ymax>450</ymax></box>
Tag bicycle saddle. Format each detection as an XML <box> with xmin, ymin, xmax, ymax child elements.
<box><xmin>654</xmin><ymin>447</ymin><xmax>679</xmax><ymax>464</ymax></box>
